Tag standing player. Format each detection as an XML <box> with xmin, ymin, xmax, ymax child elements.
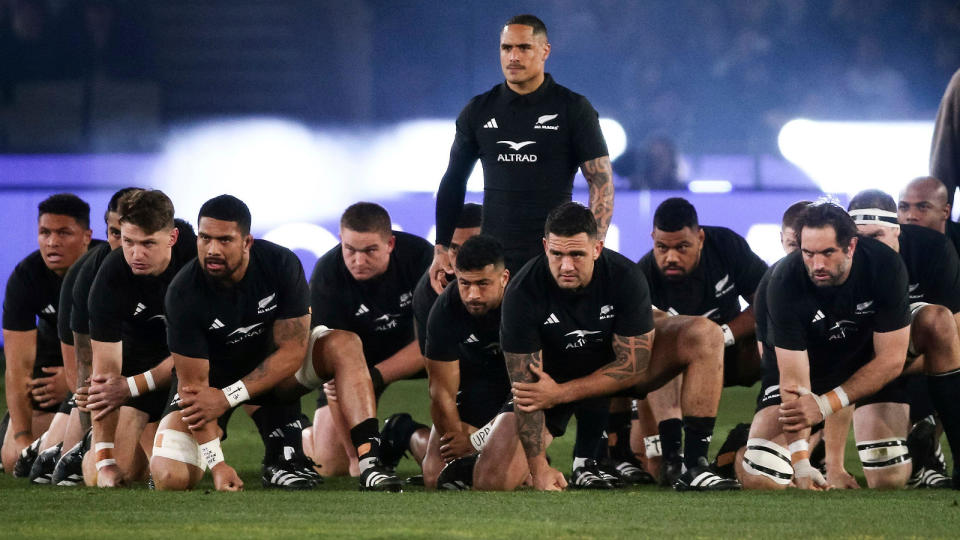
<box><xmin>85</xmin><ymin>190</ymin><xmax>195</xmax><ymax>487</ymax></box>
<box><xmin>151</xmin><ymin>195</ymin><xmax>400</xmax><ymax>492</ymax></box>
<box><xmin>636</xmin><ymin>197</ymin><xmax>766</xmax><ymax>484</ymax></box>
<box><xmin>430</xmin><ymin>14</ymin><xmax>613</xmax><ymax>286</ymax></box>
<box><xmin>741</xmin><ymin>202</ymin><xmax>913</xmax><ymax>490</ymax></box>
<box><xmin>849</xmin><ymin>190</ymin><xmax>960</xmax><ymax>488</ymax></box>
<box><xmin>3</xmin><ymin>194</ymin><xmax>93</xmax><ymax>474</ymax></box>
<box><xmin>931</xmin><ymin>67</ymin><xmax>960</xmax><ymax>208</ymax></box>
<box><xmin>474</xmin><ymin>203</ymin><xmax>735</xmax><ymax>492</ymax></box>
<box><xmin>304</xmin><ymin>202</ymin><xmax>432</xmax><ymax>477</ymax></box>
<box><xmin>898</xmin><ymin>176</ymin><xmax>960</xmax><ymax>254</ymax></box>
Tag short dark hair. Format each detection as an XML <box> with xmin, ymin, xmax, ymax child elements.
<box><xmin>38</xmin><ymin>193</ymin><xmax>90</xmax><ymax>229</ymax></box>
<box><xmin>781</xmin><ymin>200</ymin><xmax>811</xmax><ymax>231</ymax></box>
<box><xmin>455</xmin><ymin>234</ymin><xmax>504</xmax><ymax>272</ymax></box>
<box><xmin>105</xmin><ymin>187</ymin><xmax>142</xmax><ymax>223</ymax></box>
<box><xmin>504</xmin><ymin>14</ymin><xmax>548</xmax><ymax>39</ymax></box>
<box><xmin>653</xmin><ymin>197</ymin><xmax>698</xmax><ymax>232</ymax></box>
<box><xmin>198</xmin><ymin>194</ymin><xmax>252</xmax><ymax>235</ymax></box>
<box><xmin>340</xmin><ymin>202</ymin><xmax>391</xmax><ymax>236</ymax></box>
<box><xmin>796</xmin><ymin>201</ymin><xmax>858</xmax><ymax>250</ymax></box>
<box><xmin>455</xmin><ymin>203</ymin><xmax>483</xmax><ymax>229</ymax></box>
<box><xmin>847</xmin><ymin>190</ymin><xmax>896</xmax><ymax>213</ymax></box>
<box><xmin>544</xmin><ymin>202</ymin><xmax>597</xmax><ymax>239</ymax></box>
<box><xmin>118</xmin><ymin>190</ymin><xmax>175</xmax><ymax>234</ymax></box>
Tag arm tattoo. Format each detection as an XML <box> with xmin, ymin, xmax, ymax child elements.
<box><xmin>582</xmin><ymin>156</ymin><xmax>614</xmax><ymax>240</ymax></box>
<box><xmin>604</xmin><ymin>333</ymin><xmax>653</xmax><ymax>381</ymax></box>
<box><xmin>505</xmin><ymin>351</ymin><xmax>546</xmax><ymax>458</ymax></box>
<box><xmin>274</xmin><ymin>317</ymin><xmax>308</xmax><ymax>347</ymax></box>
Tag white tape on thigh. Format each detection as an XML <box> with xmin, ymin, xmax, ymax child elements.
<box><xmin>742</xmin><ymin>438</ymin><xmax>793</xmax><ymax>485</ymax></box>
<box><xmin>907</xmin><ymin>302</ymin><xmax>931</xmax><ymax>358</ymax></box>
<box><xmin>857</xmin><ymin>438</ymin><xmax>911</xmax><ymax>469</ymax></box>
<box><xmin>469</xmin><ymin>417</ymin><xmax>497</xmax><ymax>451</ymax></box>
<box><xmin>295</xmin><ymin>325</ymin><xmax>333</xmax><ymax>389</ymax></box>
<box><xmin>152</xmin><ymin>429</ymin><xmax>203</xmax><ymax>470</ymax></box>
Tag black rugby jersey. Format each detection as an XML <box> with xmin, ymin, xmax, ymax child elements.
<box><xmin>310</xmin><ymin>231</ymin><xmax>432</xmax><ymax>367</ymax></box>
<box><xmin>412</xmin><ymin>270</ymin><xmax>438</xmax><ymax>353</ymax></box>
<box><xmin>436</xmin><ymin>73</ymin><xmax>608</xmax><ymax>264</ymax></box>
<box><xmin>753</xmin><ymin>263</ymin><xmax>777</xmax><ymax>346</ymax></box>
<box><xmin>425</xmin><ymin>282</ymin><xmax>511</xmax><ymax>422</ymax></box>
<box><xmin>165</xmin><ymin>239</ymin><xmax>310</xmax><ymax>388</ymax></box>
<box><xmin>501</xmin><ymin>249</ymin><xmax>654</xmax><ymax>384</ymax></box>
<box><xmin>767</xmin><ymin>236</ymin><xmax>910</xmax><ymax>380</ymax></box>
<box><xmin>70</xmin><ymin>242</ymin><xmax>114</xmax><ymax>336</ymax></box>
<box><xmin>4</xmin><ymin>240</ymin><xmax>104</xmax><ymax>369</ymax></box>
<box><xmin>897</xmin><ymin>224</ymin><xmax>960</xmax><ymax>312</ymax></box>
<box><xmin>58</xmin><ymin>243</ymin><xmax>111</xmax><ymax>345</ymax></box>
<box><xmin>946</xmin><ymin>220</ymin><xmax>960</xmax><ymax>258</ymax></box>
<box><xmin>638</xmin><ymin>226</ymin><xmax>767</xmax><ymax>324</ymax></box>
<box><xmin>88</xmin><ymin>221</ymin><xmax>196</xmax><ymax>375</ymax></box>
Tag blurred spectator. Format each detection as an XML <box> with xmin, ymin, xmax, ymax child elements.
<box><xmin>57</xmin><ymin>0</ymin><xmax>154</xmax><ymax>80</ymax></box>
<box><xmin>0</xmin><ymin>0</ymin><xmax>61</xmax><ymax>99</ymax></box>
<box><xmin>615</xmin><ymin>136</ymin><xmax>685</xmax><ymax>191</ymax></box>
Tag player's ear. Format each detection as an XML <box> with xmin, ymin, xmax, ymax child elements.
<box><xmin>542</xmin><ymin>236</ymin><xmax>548</xmax><ymax>252</ymax></box>
<box><xmin>697</xmin><ymin>227</ymin><xmax>705</xmax><ymax>244</ymax></box>
<box><xmin>243</xmin><ymin>234</ymin><xmax>254</xmax><ymax>251</ymax></box>
<box><xmin>542</xmin><ymin>41</ymin><xmax>551</xmax><ymax>61</ymax></box>
<box><xmin>169</xmin><ymin>226</ymin><xmax>180</xmax><ymax>247</ymax></box>
<box><xmin>500</xmin><ymin>267</ymin><xmax>510</xmax><ymax>287</ymax></box>
<box><xmin>387</xmin><ymin>234</ymin><xmax>396</xmax><ymax>252</ymax></box>
<box><xmin>847</xmin><ymin>236</ymin><xmax>858</xmax><ymax>255</ymax></box>
<box><xmin>593</xmin><ymin>239</ymin><xmax>603</xmax><ymax>259</ymax></box>
<box><xmin>83</xmin><ymin>228</ymin><xmax>92</xmax><ymax>247</ymax></box>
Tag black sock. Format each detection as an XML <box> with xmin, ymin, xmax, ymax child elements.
<box><xmin>573</xmin><ymin>405</ymin><xmax>609</xmax><ymax>459</ymax></box>
<box><xmin>369</xmin><ymin>367</ymin><xmax>387</xmax><ymax>399</ymax></box>
<box><xmin>606</xmin><ymin>411</ymin><xmax>631</xmax><ymax>459</ymax></box>
<box><xmin>928</xmin><ymin>369</ymin><xmax>960</xmax><ymax>471</ymax></box>
<box><xmin>350</xmin><ymin>417</ymin><xmax>381</xmax><ymax>470</ymax></box>
<box><xmin>682</xmin><ymin>416</ymin><xmax>716</xmax><ymax>470</ymax></box>
<box><xmin>252</xmin><ymin>404</ymin><xmax>302</xmax><ymax>465</ymax></box>
<box><xmin>658</xmin><ymin>418</ymin><xmax>683</xmax><ymax>462</ymax></box>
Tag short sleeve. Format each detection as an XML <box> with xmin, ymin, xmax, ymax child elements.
<box><xmin>165</xmin><ymin>272</ymin><xmax>208</xmax><ymax>359</ymax></box>
<box><xmin>727</xmin><ymin>231</ymin><xmax>768</xmax><ymax>298</ymax></box>
<box><xmin>412</xmin><ymin>271</ymin><xmax>435</xmax><ymax>353</ymax></box>
<box><xmin>87</xmin><ymin>256</ymin><xmax>125</xmax><ymax>343</ymax></box>
<box><xmin>57</xmin><ymin>264</ymin><xmax>79</xmax><ymax>344</ymax></box>
<box><xmin>569</xmin><ymin>95</ymin><xmax>608</xmax><ymax>165</ymax></box>
<box><xmin>500</xmin><ymin>279</ymin><xmax>544</xmax><ymax>354</ymax></box>
<box><xmin>613</xmin><ymin>262</ymin><xmax>655</xmax><ymax>337</ymax></box>
<box><xmin>872</xmin><ymin>255</ymin><xmax>911</xmax><ymax>333</ymax></box>
<box><xmin>767</xmin><ymin>267</ymin><xmax>807</xmax><ymax>351</ymax></box>
<box><xmin>309</xmin><ymin>252</ymin><xmax>350</xmax><ymax>330</ymax></box>
<box><xmin>276</xmin><ymin>250</ymin><xmax>310</xmax><ymax>320</ymax></box>
<box><xmin>3</xmin><ymin>265</ymin><xmax>37</xmax><ymax>331</ymax></box>
<box><xmin>922</xmin><ymin>236</ymin><xmax>960</xmax><ymax>313</ymax></box>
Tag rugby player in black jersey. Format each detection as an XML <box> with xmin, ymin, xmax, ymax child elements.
<box><xmin>474</xmin><ymin>202</ymin><xmax>735</xmax><ymax>492</ymax></box>
<box><xmin>303</xmin><ymin>202</ymin><xmax>431</xmax><ymax>478</ymax></box>
<box><xmin>899</xmin><ymin>176</ymin><xmax>960</xmax><ymax>254</ymax></box>
<box><xmin>848</xmin><ymin>190</ymin><xmax>960</xmax><ymax>489</ymax></box>
<box><xmin>3</xmin><ymin>194</ymin><xmax>93</xmax><ymax>475</ymax></box>
<box><xmin>636</xmin><ymin>197</ymin><xmax>766</xmax><ymax>485</ymax></box>
<box><xmin>37</xmin><ymin>187</ymin><xmax>141</xmax><ymax>486</ymax></box>
<box><xmin>430</xmin><ymin>14</ymin><xmax>613</xmax><ymax>288</ymax></box>
<box><xmin>82</xmin><ymin>191</ymin><xmax>195</xmax><ymax>487</ymax></box>
<box><xmin>151</xmin><ymin>195</ymin><xmax>400</xmax><ymax>492</ymax></box>
<box><xmin>741</xmin><ymin>202</ymin><xmax>913</xmax><ymax>490</ymax></box>
<box><xmin>382</xmin><ymin>203</ymin><xmax>483</xmax><ymax>474</ymax></box>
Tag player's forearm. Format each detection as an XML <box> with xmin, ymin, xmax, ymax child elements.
<box><xmin>841</xmin><ymin>357</ymin><xmax>903</xmax><ymax>405</ymax></box>
<box><xmin>241</xmin><ymin>316</ymin><xmax>308</xmax><ymax>397</ymax></box>
<box><xmin>91</xmin><ymin>340</ymin><xmax>123</xmax><ymax>377</ymax></box>
<box><xmin>74</xmin><ymin>333</ymin><xmax>93</xmax><ymax>387</ymax></box>
<box><xmin>60</xmin><ymin>343</ymin><xmax>78</xmax><ymax>393</ymax></box>
<box><xmin>376</xmin><ymin>340</ymin><xmax>424</xmax><ymax>384</ymax></box>
<box><xmin>3</xmin><ymin>332</ymin><xmax>37</xmax><ymax>439</ymax></box>
<box><xmin>824</xmin><ymin>406</ymin><xmax>853</xmax><ymax>469</ymax></box>
<box><xmin>725</xmin><ymin>307</ymin><xmax>756</xmax><ymax>341</ymax></box>
<box><xmin>559</xmin><ymin>332</ymin><xmax>654</xmax><ymax>401</ymax></box>
<box><xmin>147</xmin><ymin>356</ymin><xmax>175</xmax><ymax>389</ymax></box>
<box><xmin>429</xmin><ymin>389</ymin><xmax>462</xmax><ymax>436</ymax></box>
<box><xmin>583</xmin><ymin>156</ymin><xmax>614</xmax><ymax>241</ymax></box>
<box><xmin>435</xmin><ymin>164</ymin><xmax>470</xmax><ymax>246</ymax></box>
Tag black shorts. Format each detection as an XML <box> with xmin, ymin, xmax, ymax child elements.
<box><xmin>501</xmin><ymin>396</ymin><xmax>610</xmax><ymax>438</ymax></box>
<box><xmin>724</xmin><ymin>336</ymin><xmax>762</xmax><ymax>388</ymax></box>
<box><xmin>458</xmin><ymin>392</ymin><xmax>511</xmax><ymax>429</ymax></box>
<box><xmin>128</xmin><ymin>386</ymin><xmax>171</xmax><ymax>423</ymax></box>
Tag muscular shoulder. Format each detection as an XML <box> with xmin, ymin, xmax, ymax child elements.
<box><xmin>458</xmin><ymin>84</ymin><xmax>505</xmax><ymax>123</ymax></box>
<box><xmin>8</xmin><ymin>250</ymin><xmax>46</xmax><ymax>284</ymax></box>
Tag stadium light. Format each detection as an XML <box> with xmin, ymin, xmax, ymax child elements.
<box><xmin>777</xmin><ymin>119</ymin><xmax>934</xmax><ymax>197</ymax></box>
<box><xmin>262</xmin><ymin>222</ymin><xmax>339</xmax><ymax>257</ymax></box>
<box><xmin>598</xmin><ymin>118</ymin><xmax>627</xmax><ymax>161</ymax></box>
<box><xmin>688</xmin><ymin>180</ymin><xmax>733</xmax><ymax>193</ymax></box>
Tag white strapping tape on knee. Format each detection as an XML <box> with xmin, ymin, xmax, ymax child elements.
<box><xmin>857</xmin><ymin>438</ymin><xmax>911</xmax><ymax>469</ymax></box>
<box><xmin>742</xmin><ymin>438</ymin><xmax>793</xmax><ymax>485</ymax></box>
<box><xmin>152</xmin><ymin>429</ymin><xmax>204</xmax><ymax>470</ymax></box>
<box><xmin>295</xmin><ymin>325</ymin><xmax>333</xmax><ymax>389</ymax></box>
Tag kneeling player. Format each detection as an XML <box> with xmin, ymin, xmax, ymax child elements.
<box><xmin>149</xmin><ymin>195</ymin><xmax>400</xmax><ymax>492</ymax></box>
<box><xmin>741</xmin><ymin>202</ymin><xmax>912</xmax><ymax>490</ymax></box>
<box><xmin>472</xmin><ymin>203</ymin><xmax>736</xmax><ymax>491</ymax></box>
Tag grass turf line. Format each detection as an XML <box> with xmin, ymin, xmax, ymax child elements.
<box><xmin>2</xmin><ymin>378</ymin><xmax>960</xmax><ymax>539</ymax></box>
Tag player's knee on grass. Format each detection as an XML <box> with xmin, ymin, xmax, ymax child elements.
<box><xmin>740</xmin><ymin>437</ymin><xmax>792</xmax><ymax>490</ymax></box>
<box><xmin>422</xmin><ymin>426</ymin><xmax>445</xmax><ymax>489</ymax></box>
<box><xmin>858</xmin><ymin>438</ymin><xmax>911</xmax><ymax>490</ymax></box>
<box><xmin>150</xmin><ymin>428</ymin><xmax>204</xmax><ymax>490</ymax></box>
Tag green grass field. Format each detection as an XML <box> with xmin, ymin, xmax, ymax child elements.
<box><xmin>2</xmin><ymin>376</ymin><xmax>960</xmax><ymax>539</ymax></box>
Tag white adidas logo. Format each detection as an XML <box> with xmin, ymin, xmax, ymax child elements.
<box><xmin>465</xmin><ymin>334</ymin><xmax>479</xmax><ymax>343</ymax></box>
<box><xmin>483</xmin><ymin>118</ymin><xmax>498</xmax><ymax>129</ymax></box>
<box><xmin>543</xmin><ymin>313</ymin><xmax>559</xmax><ymax>325</ymax></box>
<box><xmin>355</xmin><ymin>304</ymin><xmax>369</xmax><ymax>317</ymax></box>
<box><xmin>134</xmin><ymin>302</ymin><xmax>146</xmax><ymax>316</ymax></box>
<box><xmin>41</xmin><ymin>304</ymin><xmax>56</xmax><ymax>315</ymax></box>
<box><xmin>811</xmin><ymin>310</ymin><xmax>825</xmax><ymax>323</ymax></box>
<box><xmin>209</xmin><ymin>318</ymin><xmax>225</xmax><ymax>330</ymax></box>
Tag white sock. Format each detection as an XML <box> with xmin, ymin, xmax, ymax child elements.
<box><xmin>572</xmin><ymin>457</ymin><xmax>588</xmax><ymax>470</ymax></box>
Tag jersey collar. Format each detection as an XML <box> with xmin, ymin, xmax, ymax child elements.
<box><xmin>500</xmin><ymin>73</ymin><xmax>555</xmax><ymax>106</ymax></box>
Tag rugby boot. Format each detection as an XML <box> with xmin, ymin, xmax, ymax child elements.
<box><xmin>29</xmin><ymin>442</ymin><xmax>62</xmax><ymax>484</ymax></box>
<box><xmin>262</xmin><ymin>461</ymin><xmax>316</xmax><ymax>490</ymax></box>
<box><xmin>659</xmin><ymin>455</ymin><xmax>684</xmax><ymax>488</ymax></box>
<box><xmin>13</xmin><ymin>436</ymin><xmax>43</xmax><ymax>478</ymax></box>
<box><xmin>570</xmin><ymin>459</ymin><xmax>614</xmax><ymax>490</ymax></box>
<box><xmin>0</xmin><ymin>411</ymin><xmax>9</xmax><ymax>471</ymax></box>
<box><xmin>380</xmin><ymin>413</ymin><xmax>426</xmax><ymax>471</ymax></box>
<box><xmin>674</xmin><ymin>456</ymin><xmax>742</xmax><ymax>492</ymax></box>
<box><xmin>359</xmin><ymin>460</ymin><xmax>403</xmax><ymax>492</ymax></box>
<box><xmin>436</xmin><ymin>454</ymin><xmax>478</xmax><ymax>491</ymax></box>
<box><xmin>53</xmin><ymin>429</ymin><xmax>90</xmax><ymax>486</ymax></box>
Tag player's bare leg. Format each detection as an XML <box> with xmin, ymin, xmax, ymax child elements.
<box><xmin>853</xmin><ymin>402</ymin><xmax>911</xmax><ymax>489</ymax></box>
<box><xmin>149</xmin><ymin>411</ymin><xmax>205</xmax><ymax>491</ymax></box>
<box><xmin>474</xmin><ymin>412</ymin><xmax>552</xmax><ymax>491</ymax></box>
